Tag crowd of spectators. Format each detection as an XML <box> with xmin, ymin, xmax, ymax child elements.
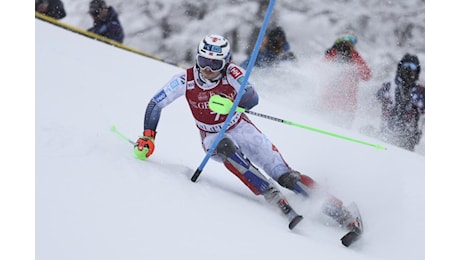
<box><xmin>35</xmin><ymin>1</ymin><xmax>424</xmax><ymax>152</ymax></box>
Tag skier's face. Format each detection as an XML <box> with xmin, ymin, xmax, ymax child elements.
<box><xmin>199</xmin><ymin>67</ymin><xmax>221</xmax><ymax>80</ymax></box>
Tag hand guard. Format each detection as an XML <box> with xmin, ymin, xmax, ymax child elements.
<box><xmin>134</xmin><ymin>129</ymin><xmax>156</xmax><ymax>160</ymax></box>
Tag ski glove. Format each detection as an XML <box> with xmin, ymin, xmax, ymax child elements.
<box><xmin>134</xmin><ymin>129</ymin><xmax>156</xmax><ymax>160</ymax></box>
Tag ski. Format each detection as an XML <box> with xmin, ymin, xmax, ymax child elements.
<box><xmin>340</xmin><ymin>202</ymin><xmax>363</xmax><ymax>247</ymax></box>
<box><xmin>288</xmin><ymin>214</ymin><xmax>304</xmax><ymax>230</ymax></box>
<box><xmin>340</xmin><ymin>218</ymin><xmax>363</xmax><ymax>247</ymax></box>
<box><xmin>275</xmin><ymin>196</ymin><xmax>304</xmax><ymax>230</ymax></box>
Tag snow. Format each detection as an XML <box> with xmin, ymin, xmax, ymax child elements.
<box><xmin>33</xmin><ymin>19</ymin><xmax>428</xmax><ymax>260</ymax></box>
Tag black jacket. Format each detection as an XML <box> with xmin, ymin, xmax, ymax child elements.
<box><xmin>376</xmin><ymin>77</ymin><xmax>425</xmax><ymax>151</ymax></box>
<box><xmin>88</xmin><ymin>7</ymin><xmax>124</xmax><ymax>43</ymax></box>
<box><xmin>36</xmin><ymin>0</ymin><xmax>66</xmax><ymax>20</ymax></box>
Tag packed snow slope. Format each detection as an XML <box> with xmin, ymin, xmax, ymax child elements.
<box><xmin>36</xmin><ymin>20</ymin><xmax>424</xmax><ymax>260</ymax></box>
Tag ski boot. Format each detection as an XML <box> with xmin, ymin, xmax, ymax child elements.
<box><xmin>262</xmin><ymin>183</ymin><xmax>303</xmax><ymax>230</ymax></box>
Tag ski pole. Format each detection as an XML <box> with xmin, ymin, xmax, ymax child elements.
<box><xmin>111</xmin><ymin>125</ymin><xmax>136</xmax><ymax>145</ymax></box>
<box><xmin>209</xmin><ymin>95</ymin><xmax>387</xmax><ymax>150</ymax></box>
<box><xmin>111</xmin><ymin>125</ymin><xmax>154</xmax><ymax>160</ymax></box>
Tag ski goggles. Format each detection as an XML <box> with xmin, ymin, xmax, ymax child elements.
<box><xmin>336</xmin><ymin>35</ymin><xmax>358</xmax><ymax>45</ymax></box>
<box><xmin>196</xmin><ymin>55</ymin><xmax>225</xmax><ymax>72</ymax></box>
<box><xmin>401</xmin><ymin>62</ymin><xmax>418</xmax><ymax>71</ymax></box>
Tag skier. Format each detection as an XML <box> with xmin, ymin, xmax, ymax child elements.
<box><xmin>134</xmin><ymin>34</ymin><xmax>360</xmax><ymax>234</ymax></box>
<box><xmin>376</xmin><ymin>53</ymin><xmax>425</xmax><ymax>151</ymax></box>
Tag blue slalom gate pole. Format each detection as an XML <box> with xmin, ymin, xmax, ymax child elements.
<box><xmin>191</xmin><ymin>0</ymin><xmax>277</xmax><ymax>182</ymax></box>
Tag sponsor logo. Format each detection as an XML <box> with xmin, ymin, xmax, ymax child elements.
<box><xmin>229</xmin><ymin>67</ymin><xmax>243</xmax><ymax>79</ymax></box>
<box><xmin>197</xmin><ymin>92</ymin><xmax>208</xmax><ymax>102</ymax></box>
<box><xmin>179</xmin><ymin>75</ymin><xmax>186</xmax><ymax>84</ymax></box>
<box><xmin>168</xmin><ymin>79</ymin><xmax>179</xmax><ymax>91</ymax></box>
<box><xmin>153</xmin><ymin>90</ymin><xmax>167</xmax><ymax>103</ymax></box>
<box><xmin>189</xmin><ymin>100</ymin><xmax>199</xmax><ymax>109</ymax></box>
<box><xmin>189</xmin><ymin>100</ymin><xmax>210</xmax><ymax>110</ymax></box>
<box><xmin>187</xmin><ymin>80</ymin><xmax>195</xmax><ymax>89</ymax></box>
<box><xmin>197</xmin><ymin>102</ymin><xmax>210</xmax><ymax>109</ymax></box>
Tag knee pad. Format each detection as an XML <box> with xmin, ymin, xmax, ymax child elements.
<box><xmin>216</xmin><ymin>137</ymin><xmax>238</xmax><ymax>159</ymax></box>
<box><xmin>278</xmin><ymin>170</ymin><xmax>301</xmax><ymax>189</ymax></box>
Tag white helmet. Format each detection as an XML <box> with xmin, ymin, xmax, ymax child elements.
<box><xmin>196</xmin><ymin>34</ymin><xmax>231</xmax><ymax>71</ymax></box>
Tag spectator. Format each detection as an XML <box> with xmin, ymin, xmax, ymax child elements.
<box><xmin>319</xmin><ymin>35</ymin><xmax>372</xmax><ymax>128</ymax></box>
<box><xmin>87</xmin><ymin>0</ymin><xmax>124</xmax><ymax>43</ymax></box>
<box><xmin>240</xmin><ymin>26</ymin><xmax>296</xmax><ymax>69</ymax></box>
<box><xmin>376</xmin><ymin>53</ymin><xmax>425</xmax><ymax>151</ymax></box>
<box><xmin>35</xmin><ymin>0</ymin><xmax>66</xmax><ymax>20</ymax></box>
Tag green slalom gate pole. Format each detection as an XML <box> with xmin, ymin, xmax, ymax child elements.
<box><xmin>208</xmin><ymin>95</ymin><xmax>387</xmax><ymax>150</ymax></box>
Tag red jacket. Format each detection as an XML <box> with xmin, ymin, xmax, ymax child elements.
<box><xmin>321</xmin><ymin>48</ymin><xmax>372</xmax><ymax>114</ymax></box>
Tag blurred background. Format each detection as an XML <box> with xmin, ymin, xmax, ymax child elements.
<box><xmin>61</xmin><ymin>0</ymin><xmax>425</xmax><ymax>79</ymax></box>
